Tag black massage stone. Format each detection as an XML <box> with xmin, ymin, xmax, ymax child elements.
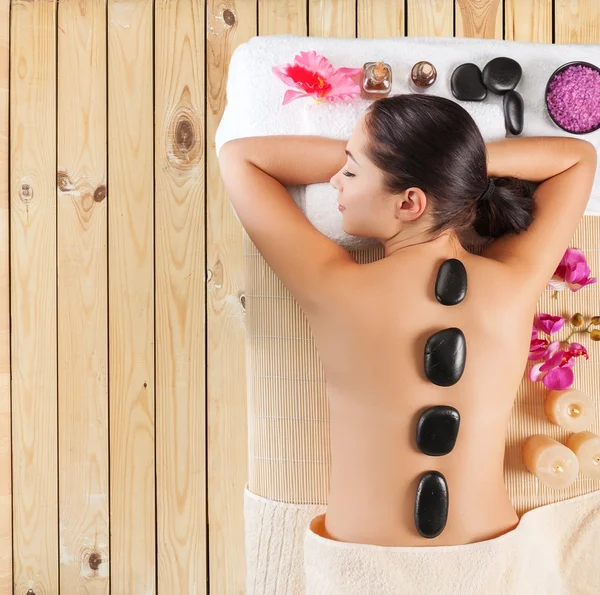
<box><xmin>503</xmin><ymin>90</ymin><xmax>524</xmax><ymax>136</ymax></box>
<box><xmin>482</xmin><ymin>57</ymin><xmax>522</xmax><ymax>95</ymax></box>
<box><xmin>416</xmin><ymin>406</ymin><xmax>461</xmax><ymax>456</ymax></box>
<box><xmin>424</xmin><ymin>328</ymin><xmax>466</xmax><ymax>387</ymax></box>
<box><xmin>435</xmin><ymin>259</ymin><xmax>467</xmax><ymax>306</ymax></box>
<box><xmin>414</xmin><ymin>471</ymin><xmax>449</xmax><ymax>539</ymax></box>
<box><xmin>450</xmin><ymin>63</ymin><xmax>487</xmax><ymax>102</ymax></box>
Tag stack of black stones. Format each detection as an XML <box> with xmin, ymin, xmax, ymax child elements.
<box><xmin>414</xmin><ymin>258</ymin><xmax>467</xmax><ymax>539</ymax></box>
<box><xmin>451</xmin><ymin>57</ymin><xmax>524</xmax><ymax>135</ymax></box>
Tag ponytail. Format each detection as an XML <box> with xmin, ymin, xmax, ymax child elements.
<box><xmin>473</xmin><ymin>176</ymin><xmax>534</xmax><ymax>238</ymax></box>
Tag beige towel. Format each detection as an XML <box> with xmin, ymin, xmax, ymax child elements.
<box><xmin>245</xmin><ymin>485</ymin><xmax>600</xmax><ymax>594</ymax></box>
<box><xmin>244</xmin><ymin>486</ymin><xmax>326</xmax><ymax>595</ymax></box>
<box><xmin>303</xmin><ymin>488</ymin><xmax>600</xmax><ymax>595</ymax></box>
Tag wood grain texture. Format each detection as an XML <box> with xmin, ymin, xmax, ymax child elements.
<box><xmin>207</xmin><ymin>1</ymin><xmax>257</xmax><ymax>593</ymax></box>
<box><xmin>10</xmin><ymin>1</ymin><xmax>58</xmax><ymax>593</ymax></box>
<box><xmin>154</xmin><ymin>1</ymin><xmax>206</xmax><ymax>593</ymax></box>
<box><xmin>456</xmin><ymin>0</ymin><xmax>503</xmax><ymax>38</ymax></box>
<box><xmin>555</xmin><ymin>0</ymin><xmax>600</xmax><ymax>43</ymax></box>
<box><xmin>0</xmin><ymin>0</ymin><xmax>9</xmax><ymax>591</ymax></box>
<box><xmin>357</xmin><ymin>0</ymin><xmax>404</xmax><ymax>37</ymax></box>
<box><xmin>309</xmin><ymin>0</ymin><xmax>355</xmax><ymax>37</ymax></box>
<box><xmin>505</xmin><ymin>0</ymin><xmax>552</xmax><ymax>42</ymax></box>
<box><xmin>57</xmin><ymin>1</ymin><xmax>109</xmax><ymax>592</ymax></box>
<box><xmin>259</xmin><ymin>0</ymin><xmax>307</xmax><ymax>36</ymax></box>
<box><xmin>107</xmin><ymin>1</ymin><xmax>155</xmax><ymax>592</ymax></box>
<box><xmin>407</xmin><ymin>0</ymin><xmax>453</xmax><ymax>37</ymax></box>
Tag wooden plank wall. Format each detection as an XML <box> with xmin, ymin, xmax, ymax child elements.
<box><xmin>0</xmin><ymin>0</ymin><xmax>8</xmax><ymax>593</ymax></box>
<box><xmin>154</xmin><ymin>2</ymin><xmax>206</xmax><ymax>594</ymax></box>
<box><xmin>58</xmin><ymin>2</ymin><xmax>108</xmax><ymax>594</ymax></box>
<box><xmin>11</xmin><ymin>2</ymin><xmax>58</xmax><ymax>594</ymax></box>
<box><xmin>0</xmin><ymin>1</ymin><xmax>598</xmax><ymax>594</ymax></box>
<box><xmin>107</xmin><ymin>1</ymin><xmax>156</xmax><ymax>592</ymax></box>
<box><xmin>8</xmin><ymin>0</ymin><xmax>207</xmax><ymax>594</ymax></box>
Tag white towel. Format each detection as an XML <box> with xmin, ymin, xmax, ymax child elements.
<box><xmin>303</xmin><ymin>488</ymin><xmax>600</xmax><ymax>595</ymax></box>
<box><xmin>243</xmin><ymin>486</ymin><xmax>600</xmax><ymax>595</ymax></box>
<box><xmin>216</xmin><ymin>34</ymin><xmax>600</xmax><ymax>250</ymax></box>
<box><xmin>244</xmin><ymin>486</ymin><xmax>326</xmax><ymax>595</ymax></box>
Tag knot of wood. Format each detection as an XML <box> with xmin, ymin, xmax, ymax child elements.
<box><xmin>176</xmin><ymin>118</ymin><xmax>194</xmax><ymax>153</ymax></box>
<box><xmin>81</xmin><ymin>548</ymin><xmax>105</xmax><ymax>578</ymax></box>
<box><xmin>88</xmin><ymin>551</ymin><xmax>102</xmax><ymax>571</ymax></box>
<box><xmin>223</xmin><ymin>9</ymin><xmax>236</xmax><ymax>27</ymax></box>
<box><xmin>168</xmin><ymin>106</ymin><xmax>201</xmax><ymax>167</ymax></box>
<box><xmin>94</xmin><ymin>185</ymin><xmax>107</xmax><ymax>202</ymax></box>
<box><xmin>57</xmin><ymin>170</ymin><xmax>72</xmax><ymax>191</ymax></box>
<box><xmin>19</xmin><ymin>182</ymin><xmax>33</xmax><ymax>203</ymax></box>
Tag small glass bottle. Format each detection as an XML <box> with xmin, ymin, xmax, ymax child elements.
<box><xmin>410</xmin><ymin>61</ymin><xmax>437</xmax><ymax>90</ymax></box>
<box><xmin>360</xmin><ymin>61</ymin><xmax>392</xmax><ymax>99</ymax></box>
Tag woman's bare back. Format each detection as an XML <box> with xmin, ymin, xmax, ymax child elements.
<box><xmin>305</xmin><ymin>236</ymin><xmax>538</xmax><ymax>546</ymax></box>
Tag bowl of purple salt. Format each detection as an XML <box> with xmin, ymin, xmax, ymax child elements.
<box><xmin>545</xmin><ymin>61</ymin><xmax>600</xmax><ymax>134</ymax></box>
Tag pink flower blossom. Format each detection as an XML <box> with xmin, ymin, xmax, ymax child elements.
<box><xmin>530</xmin><ymin>341</ymin><xmax>575</xmax><ymax>389</ymax></box>
<box><xmin>529</xmin><ymin>325</ymin><xmax>550</xmax><ymax>360</ymax></box>
<box><xmin>549</xmin><ymin>248</ymin><xmax>597</xmax><ymax>292</ymax></box>
<box><xmin>566</xmin><ymin>342</ymin><xmax>589</xmax><ymax>360</ymax></box>
<box><xmin>272</xmin><ymin>50</ymin><xmax>362</xmax><ymax>105</ymax></box>
<box><xmin>534</xmin><ymin>313</ymin><xmax>566</xmax><ymax>335</ymax></box>
<box><xmin>529</xmin><ymin>341</ymin><xmax>588</xmax><ymax>390</ymax></box>
<box><xmin>529</xmin><ymin>337</ymin><xmax>550</xmax><ymax>361</ymax></box>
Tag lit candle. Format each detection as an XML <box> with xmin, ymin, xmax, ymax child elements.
<box><xmin>543</xmin><ymin>389</ymin><xmax>594</xmax><ymax>432</ymax></box>
<box><xmin>565</xmin><ymin>432</ymin><xmax>600</xmax><ymax>480</ymax></box>
<box><xmin>522</xmin><ymin>434</ymin><xmax>579</xmax><ymax>489</ymax></box>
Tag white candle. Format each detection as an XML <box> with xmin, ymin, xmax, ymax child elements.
<box><xmin>565</xmin><ymin>432</ymin><xmax>600</xmax><ymax>480</ymax></box>
<box><xmin>522</xmin><ymin>434</ymin><xmax>579</xmax><ymax>489</ymax></box>
<box><xmin>543</xmin><ymin>389</ymin><xmax>594</xmax><ymax>432</ymax></box>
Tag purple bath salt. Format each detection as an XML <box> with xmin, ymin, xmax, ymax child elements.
<box><xmin>546</xmin><ymin>64</ymin><xmax>600</xmax><ymax>133</ymax></box>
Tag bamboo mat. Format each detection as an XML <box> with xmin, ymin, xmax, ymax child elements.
<box><xmin>244</xmin><ymin>217</ymin><xmax>600</xmax><ymax>516</ymax></box>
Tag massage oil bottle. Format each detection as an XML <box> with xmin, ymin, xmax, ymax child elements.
<box><xmin>410</xmin><ymin>61</ymin><xmax>437</xmax><ymax>90</ymax></box>
<box><xmin>360</xmin><ymin>61</ymin><xmax>392</xmax><ymax>99</ymax></box>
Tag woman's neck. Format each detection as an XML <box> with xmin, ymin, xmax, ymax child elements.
<box><xmin>383</xmin><ymin>229</ymin><xmax>463</xmax><ymax>258</ymax></box>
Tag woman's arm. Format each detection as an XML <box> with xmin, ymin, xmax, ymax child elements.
<box><xmin>218</xmin><ymin>135</ymin><xmax>356</xmax><ymax>315</ymax></box>
<box><xmin>486</xmin><ymin>136</ymin><xmax>595</xmax><ymax>181</ymax></box>
<box><xmin>482</xmin><ymin>136</ymin><xmax>596</xmax><ymax>296</ymax></box>
<box><xmin>220</xmin><ymin>135</ymin><xmax>347</xmax><ymax>186</ymax></box>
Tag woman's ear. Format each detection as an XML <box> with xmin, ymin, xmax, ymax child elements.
<box><xmin>395</xmin><ymin>187</ymin><xmax>428</xmax><ymax>220</ymax></box>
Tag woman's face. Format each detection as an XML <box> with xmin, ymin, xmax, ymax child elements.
<box><xmin>329</xmin><ymin>115</ymin><xmax>400</xmax><ymax>240</ymax></box>
<box><xmin>330</xmin><ymin>114</ymin><xmax>430</xmax><ymax>242</ymax></box>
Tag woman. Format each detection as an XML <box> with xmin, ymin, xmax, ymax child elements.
<box><xmin>218</xmin><ymin>94</ymin><xmax>597</xmax><ymax>548</ymax></box>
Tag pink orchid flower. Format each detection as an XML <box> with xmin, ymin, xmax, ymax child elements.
<box><xmin>529</xmin><ymin>326</ymin><xmax>550</xmax><ymax>361</ymax></box>
<box><xmin>529</xmin><ymin>337</ymin><xmax>550</xmax><ymax>361</ymax></box>
<box><xmin>530</xmin><ymin>341</ymin><xmax>575</xmax><ymax>389</ymax></box>
<box><xmin>272</xmin><ymin>50</ymin><xmax>362</xmax><ymax>105</ymax></box>
<box><xmin>549</xmin><ymin>248</ymin><xmax>597</xmax><ymax>292</ymax></box>
<box><xmin>567</xmin><ymin>342</ymin><xmax>589</xmax><ymax>360</ymax></box>
<box><xmin>529</xmin><ymin>341</ymin><xmax>588</xmax><ymax>390</ymax></box>
<box><xmin>533</xmin><ymin>313</ymin><xmax>566</xmax><ymax>335</ymax></box>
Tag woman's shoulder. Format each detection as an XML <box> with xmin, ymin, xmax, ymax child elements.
<box><xmin>320</xmin><ymin>248</ymin><xmax>537</xmax><ymax>323</ymax></box>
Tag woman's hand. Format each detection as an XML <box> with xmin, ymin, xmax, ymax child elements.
<box><xmin>220</xmin><ymin>135</ymin><xmax>348</xmax><ymax>186</ymax></box>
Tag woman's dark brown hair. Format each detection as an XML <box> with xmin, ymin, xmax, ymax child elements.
<box><xmin>363</xmin><ymin>94</ymin><xmax>534</xmax><ymax>239</ymax></box>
